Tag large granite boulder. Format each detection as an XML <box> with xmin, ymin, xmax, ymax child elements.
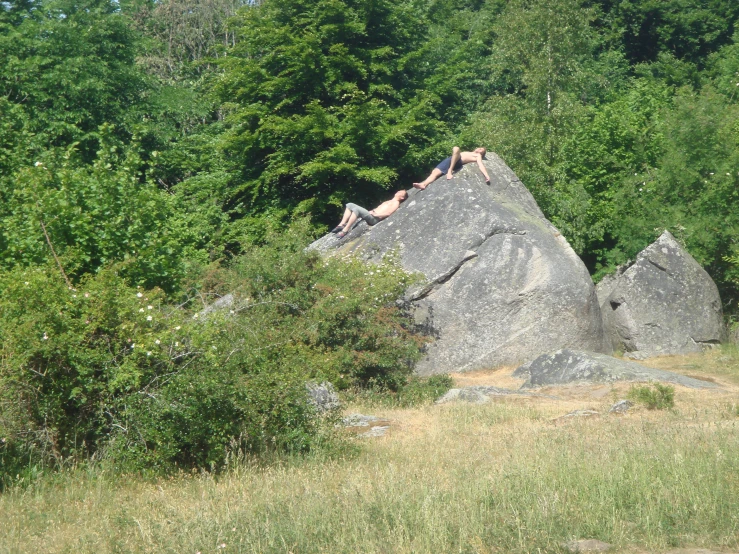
<box><xmin>310</xmin><ymin>154</ymin><xmax>609</xmax><ymax>374</ymax></box>
<box><xmin>596</xmin><ymin>231</ymin><xmax>725</xmax><ymax>357</ymax></box>
<box><xmin>513</xmin><ymin>349</ymin><xmax>718</xmax><ymax>389</ymax></box>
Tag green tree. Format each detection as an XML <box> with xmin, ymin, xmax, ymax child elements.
<box><xmin>594</xmin><ymin>0</ymin><xmax>739</xmax><ymax>67</ymax></box>
<box><xmin>0</xmin><ymin>0</ymin><xmax>148</xmax><ymax>161</ymax></box>
<box><xmin>213</xmin><ymin>0</ymin><xmax>448</xmax><ymax>222</ymax></box>
<box><xmin>461</xmin><ymin>0</ymin><xmax>627</xmax><ymax>247</ymax></box>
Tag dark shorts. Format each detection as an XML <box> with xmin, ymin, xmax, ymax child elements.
<box><xmin>435</xmin><ymin>156</ymin><xmax>464</xmax><ymax>173</ymax></box>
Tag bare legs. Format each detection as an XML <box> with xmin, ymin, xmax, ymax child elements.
<box><xmin>338</xmin><ymin>207</ymin><xmax>353</xmax><ymax>228</ymax></box>
<box><xmin>447</xmin><ymin>146</ymin><xmax>460</xmax><ymax>179</ymax></box>
<box><xmin>341</xmin><ymin>211</ymin><xmax>359</xmax><ymax>234</ymax></box>
<box><xmin>413</xmin><ymin>146</ymin><xmax>462</xmax><ymax>189</ymax></box>
<box><xmin>334</xmin><ymin>208</ymin><xmax>359</xmax><ymax>237</ymax></box>
<box><xmin>413</xmin><ymin>168</ymin><xmax>443</xmax><ymax>190</ymax></box>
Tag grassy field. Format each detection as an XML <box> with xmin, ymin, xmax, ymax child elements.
<box><xmin>2</xmin><ymin>349</ymin><xmax>739</xmax><ymax>554</ymax></box>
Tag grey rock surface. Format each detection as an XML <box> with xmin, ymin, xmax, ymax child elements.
<box><xmin>609</xmin><ymin>399</ymin><xmax>633</xmax><ymax>413</ymax></box>
<box><xmin>514</xmin><ymin>349</ymin><xmax>718</xmax><ymax>389</ymax></box>
<box><xmin>310</xmin><ymin>154</ymin><xmax>609</xmax><ymax>374</ymax></box>
<box><xmin>435</xmin><ymin>386</ymin><xmax>555</xmax><ymax>404</ymax></box>
<box><xmin>552</xmin><ymin>410</ymin><xmax>601</xmax><ymax>423</ymax></box>
<box><xmin>199</xmin><ymin>293</ymin><xmax>234</xmax><ymax>317</ymax></box>
<box><xmin>306</xmin><ymin>381</ymin><xmax>341</xmax><ymax>413</ymax></box>
<box><xmin>596</xmin><ymin>231</ymin><xmax>725</xmax><ymax>357</ymax></box>
<box><xmin>341</xmin><ymin>414</ymin><xmax>391</xmax><ymax>438</ymax></box>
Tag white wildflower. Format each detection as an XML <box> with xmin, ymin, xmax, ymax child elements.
<box><xmin>155</xmin><ymin>339</ymin><xmax>160</xmax><ymax>344</ymax></box>
<box><xmin>175</xmin><ymin>326</ymin><xmax>181</xmax><ymax>330</ymax></box>
<box><xmin>84</xmin><ymin>292</ymin><xmax>89</xmax><ymax>298</ymax></box>
<box><xmin>147</xmin><ymin>305</ymin><xmax>153</xmax><ymax>310</ymax></box>
<box><xmin>137</xmin><ymin>292</ymin><xmax>143</xmax><ymax>298</ymax></box>
<box><xmin>24</xmin><ymin>281</ymin><xmax>29</xmax><ymax>285</ymax></box>
<box><xmin>42</xmin><ymin>333</ymin><xmax>48</xmax><ymax>340</ymax></box>
<box><xmin>34</xmin><ymin>161</ymin><xmax>42</xmax><ymax>167</ymax></box>
<box><xmin>147</xmin><ymin>351</ymin><xmax>152</xmax><ymax>356</ymax></box>
<box><xmin>139</xmin><ymin>308</ymin><xmax>145</xmax><ymax>313</ymax></box>
<box><xmin>147</xmin><ymin>315</ymin><xmax>153</xmax><ymax>321</ymax></box>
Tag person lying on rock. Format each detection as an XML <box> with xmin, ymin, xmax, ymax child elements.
<box><xmin>331</xmin><ymin>190</ymin><xmax>408</xmax><ymax>239</ymax></box>
<box><xmin>413</xmin><ymin>146</ymin><xmax>491</xmax><ymax>190</ymax></box>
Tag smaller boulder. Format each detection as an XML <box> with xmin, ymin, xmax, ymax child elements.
<box><xmin>596</xmin><ymin>231</ymin><xmax>725</xmax><ymax>357</ymax></box>
<box><xmin>199</xmin><ymin>293</ymin><xmax>235</xmax><ymax>316</ymax></box>
<box><xmin>609</xmin><ymin>400</ymin><xmax>633</xmax><ymax>413</ymax></box>
<box><xmin>306</xmin><ymin>381</ymin><xmax>341</xmax><ymax>413</ymax></box>
<box><xmin>514</xmin><ymin>349</ymin><xmax>718</xmax><ymax>389</ymax></box>
<box><xmin>341</xmin><ymin>414</ymin><xmax>391</xmax><ymax>437</ymax></box>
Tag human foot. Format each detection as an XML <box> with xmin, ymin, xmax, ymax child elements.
<box><xmin>412</xmin><ymin>182</ymin><xmax>427</xmax><ymax>190</ymax></box>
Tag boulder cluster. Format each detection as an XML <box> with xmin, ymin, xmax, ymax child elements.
<box><xmin>310</xmin><ymin>154</ymin><xmax>727</xmax><ymax>378</ymax></box>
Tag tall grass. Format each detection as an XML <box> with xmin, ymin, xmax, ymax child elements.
<box><xmin>1</xmin><ymin>398</ymin><xmax>738</xmax><ymax>553</ymax></box>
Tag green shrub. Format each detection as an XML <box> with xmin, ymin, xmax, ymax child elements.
<box><xmin>348</xmin><ymin>374</ymin><xmax>454</xmax><ymax>408</ymax></box>
<box><xmin>0</xmin><ymin>220</ymin><xmax>425</xmax><ymax>481</ymax></box>
<box><xmin>628</xmin><ymin>383</ymin><xmax>675</xmax><ymax>410</ymax></box>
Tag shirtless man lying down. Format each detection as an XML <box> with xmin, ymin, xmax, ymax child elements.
<box><xmin>331</xmin><ymin>190</ymin><xmax>408</xmax><ymax>239</ymax></box>
<box><xmin>413</xmin><ymin>146</ymin><xmax>491</xmax><ymax>190</ymax></box>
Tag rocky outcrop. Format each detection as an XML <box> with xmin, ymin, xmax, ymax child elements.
<box><xmin>310</xmin><ymin>154</ymin><xmax>609</xmax><ymax>374</ymax></box>
<box><xmin>513</xmin><ymin>349</ymin><xmax>718</xmax><ymax>389</ymax></box>
<box><xmin>596</xmin><ymin>231</ymin><xmax>725</xmax><ymax>357</ymax></box>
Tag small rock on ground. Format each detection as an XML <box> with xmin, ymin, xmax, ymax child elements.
<box><xmin>552</xmin><ymin>410</ymin><xmax>600</xmax><ymax>423</ymax></box>
<box><xmin>435</xmin><ymin>386</ymin><xmax>556</xmax><ymax>404</ymax></box>
<box><xmin>306</xmin><ymin>381</ymin><xmax>341</xmax><ymax>413</ymax></box>
<box><xmin>609</xmin><ymin>399</ymin><xmax>633</xmax><ymax>413</ymax></box>
<box><xmin>563</xmin><ymin>539</ymin><xmax>612</xmax><ymax>553</ymax></box>
<box><xmin>342</xmin><ymin>414</ymin><xmax>391</xmax><ymax>438</ymax></box>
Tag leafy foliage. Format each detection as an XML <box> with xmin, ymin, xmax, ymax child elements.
<box><xmin>348</xmin><ymin>374</ymin><xmax>454</xmax><ymax>408</ymax></box>
<box><xmin>213</xmin><ymin>0</ymin><xmax>450</xmax><ymax>221</ymax></box>
<box><xmin>0</xmin><ymin>221</ymin><xmax>424</xmax><ymax>480</ymax></box>
<box><xmin>3</xmin><ymin>0</ymin><xmax>739</xmax><ymax>478</ymax></box>
<box><xmin>628</xmin><ymin>383</ymin><xmax>676</xmax><ymax>410</ymax></box>
<box><xmin>0</xmin><ymin>0</ymin><xmax>147</xmax><ymax>161</ymax></box>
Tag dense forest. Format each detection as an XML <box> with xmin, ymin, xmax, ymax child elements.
<box><xmin>1</xmin><ymin>0</ymin><xmax>739</xmax><ymax>477</ymax></box>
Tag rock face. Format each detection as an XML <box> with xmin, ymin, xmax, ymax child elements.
<box><xmin>596</xmin><ymin>231</ymin><xmax>725</xmax><ymax>357</ymax></box>
<box><xmin>310</xmin><ymin>154</ymin><xmax>609</xmax><ymax>374</ymax></box>
<box><xmin>513</xmin><ymin>349</ymin><xmax>718</xmax><ymax>389</ymax></box>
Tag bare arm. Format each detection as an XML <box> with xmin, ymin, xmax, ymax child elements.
<box><xmin>475</xmin><ymin>155</ymin><xmax>490</xmax><ymax>182</ymax></box>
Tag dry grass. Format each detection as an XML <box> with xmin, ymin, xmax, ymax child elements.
<box><xmin>1</xmin><ymin>349</ymin><xmax>739</xmax><ymax>554</ymax></box>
